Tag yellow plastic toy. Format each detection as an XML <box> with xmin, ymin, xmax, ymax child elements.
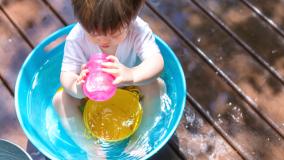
<box><xmin>83</xmin><ymin>88</ymin><xmax>143</xmax><ymax>142</ymax></box>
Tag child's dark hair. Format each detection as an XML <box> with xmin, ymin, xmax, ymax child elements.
<box><xmin>72</xmin><ymin>0</ymin><xmax>145</xmax><ymax>35</ymax></box>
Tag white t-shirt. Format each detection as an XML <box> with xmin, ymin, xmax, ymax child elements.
<box><xmin>61</xmin><ymin>17</ymin><xmax>160</xmax><ymax>74</ymax></box>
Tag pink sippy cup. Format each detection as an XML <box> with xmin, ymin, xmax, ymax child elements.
<box><xmin>82</xmin><ymin>53</ymin><xmax>116</xmax><ymax>101</ymax></box>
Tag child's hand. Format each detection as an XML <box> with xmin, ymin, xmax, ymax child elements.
<box><xmin>76</xmin><ymin>64</ymin><xmax>89</xmax><ymax>85</ymax></box>
<box><xmin>101</xmin><ymin>55</ymin><xmax>134</xmax><ymax>85</ymax></box>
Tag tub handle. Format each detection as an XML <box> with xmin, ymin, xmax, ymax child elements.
<box><xmin>37</xmin><ymin>23</ymin><xmax>76</xmax><ymax>52</ymax></box>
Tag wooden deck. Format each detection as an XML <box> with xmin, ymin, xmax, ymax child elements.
<box><xmin>1</xmin><ymin>0</ymin><xmax>284</xmax><ymax>159</ymax></box>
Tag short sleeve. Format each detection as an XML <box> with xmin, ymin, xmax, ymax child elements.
<box><xmin>61</xmin><ymin>40</ymin><xmax>85</xmax><ymax>74</ymax></box>
<box><xmin>133</xmin><ymin>23</ymin><xmax>161</xmax><ymax>61</ymax></box>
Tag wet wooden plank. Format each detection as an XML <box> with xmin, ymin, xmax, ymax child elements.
<box><xmin>44</xmin><ymin>1</ymin><xmax>243</xmax><ymax>159</ymax></box>
<box><xmin>0</xmin><ymin>0</ymin><xmax>69</xmax><ymax>158</ymax></box>
<box><xmin>148</xmin><ymin>0</ymin><xmax>284</xmax><ymax>159</ymax></box>
<box><xmin>0</xmin><ymin>79</ymin><xmax>27</xmax><ymax>150</ymax></box>
<box><xmin>192</xmin><ymin>0</ymin><xmax>284</xmax><ymax>136</ymax></box>
<box><xmin>182</xmin><ymin>37</ymin><xmax>284</xmax><ymax>159</ymax></box>
<box><xmin>151</xmin><ymin>0</ymin><xmax>284</xmax><ymax>137</ymax></box>
<box><xmin>242</xmin><ymin>0</ymin><xmax>284</xmax><ymax>32</ymax></box>
<box><xmin>149</xmin><ymin>142</ymin><xmax>182</xmax><ymax>160</ymax></box>
<box><xmin>149</xmin><ymin>0</ymin><xmax>284</xmax><ymax>138</ymax></box>
<box><xmin>0</xmin><ymin>6</ymin><xmax>38</xmax><ymax>156</ymax></box>
<box><xmin>0</xmin><ymin>0</ymin><xmax>64</xmax><ymax>46</ymax></box>
<box><xmin>239</xmin><ymin>0</ymin><xmax>284</xmax><ymax>39</ymax></box>
<box><xmin>0</xmin><ymin>9</ymin><xmax>30</xmax><ymax>94</ymax></box>
<box><xmin>174</xmin><ymin>103</ymin><xmax>243</xmax><ymax>160</ymax></box>
<box><xmin>141</xmin><ymin>7</ymin><xmax>243</xmax><ymax>159</ymax></box>
<box><xmin>44</xmin><ymin>0</ymin><xmax>75</xmax><ymax>24</ymax></box>
<box><xmin>196</xmin><ymin>0</ymin><xmax>284</xmax><ymax>82</ymax></box>
<box><xmin>180</xmin><ymin>37</ymin><xmax>284</xmax><ymax>159</ymax></box>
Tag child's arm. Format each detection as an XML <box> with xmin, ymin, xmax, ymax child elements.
<box><xmin>131</xmin><ymin>53</ymin><xmax>164</xmax><ymax>85</ymax></box>
<box><xmin>60</xmin><ymin>65</ymin><xmax>88</xmax><ymax>99</ymax></box>
<box><xmin>61</xmin><ymin>37</ymin><xmax>88</xmax><ymax>99</ymax></box>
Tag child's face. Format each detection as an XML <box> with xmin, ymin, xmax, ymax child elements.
<box><xmin>87</xmin><ymin>27</ymin><xmax>128</xmax><ymax>49</ymax></box>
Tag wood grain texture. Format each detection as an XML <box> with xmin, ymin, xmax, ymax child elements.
<box><xmin>0</xmin><ymin>9</ymin><xmax>30</xmax><ymax>151</ymax></box>
<box><xmin>0</xmin><ymin>0</ymin><xmax>68</xmax><ymax>158</ymax></box>
<box><xmin>141</xmin><ymin>6</ymin><xmax>243</xmax><ymax>159</ymax></box>
<box><xmin>198</xmin><ymin>0</ymin><xmax>284</xmax><ymax>80</ymax></box>
<box><xmin>0</xmin><ymin>80</ymin><xmax>27</xmax><ymax>150</ymax></box>
<box><xmin>0</xmin><ymin>10</ymin><xmax>30</xmax><ymax>91</ymax></box>
<box><xmin>0</xmin><ymin>0</ymin><xmax>64</xmax><ymax>46</ymax></box>
<box><xmin>244</xmin><ymin>0</ymin><xmax>284</xmax><ymax>32</ymax></box>
<box><xmin>194</xmin><ymin>0</ymin><xmax>284</xmax><ymax>138</ymax></box>
<box><xmin>148</xmin><ymin>0</ymin><xmax>284</xmax><ymax>159</ymax></box>
<box><xmin>149</xmin><ymin>0</ymin><xmax>284</xmax><ymax>140</ymax></box>
<box><xmin>44</xmin><ymin>0</ymin><xmax>75</xmax><ymax>24</ymax></box>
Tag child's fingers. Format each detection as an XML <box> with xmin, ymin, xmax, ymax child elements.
<box><xmin>76</xmin><ymin>77</ymin><xmax>85</xmax><ymax>84</ymax></box>
<box><xmin>81</xmin><ymin>72</ymin><xmax>87</xmax><ymax>79</ymax></box>
<box><xmin>101</xmin><ymin>68</ymin><xmax>119</xmax><ymax>75</ymax></box>
<box><xmin>77</xmin><ymin>80</ymin><xmax>85</xmax><ymax>85</ymax></box>
<box><xmin>80</xmin><ymin>69</ymin><xmax>89</xmax><ymax>78</ymax></box>
<box><xmin>77</xmin><ymin>76</ymin><xmax>83</xmax><ymax>83</ymax></box>
<box><xmin>81</xmin><ymin>64</ymin><xmax>87</xmax><ymax>70</ymax></box>
<box><xmin>83</xmin><ymin>68</ymin><xmax>89</xmax><ymax>73</ymax></box>
<box><xmin>106</xmin><ymin>55</ymin><xmax>119</xmax><ymax>63</ymax></box>
<box><xmin>112</xmin><ymin>76</ymin><xmax>122</xmax><ymax>85</ymax></box>
<box><xmin>77</xmin><ymin>70</ymin><xmax>89</xmax><ymax>81</ymax></box>
<box><xmin>79</xmin><ymin>79</ymin><xmax>85</xmax><ymax>84</ymax></box>
<box><xmin>81</xmin><ymin>69</ymin><xmax>89</xmax><ymax>74</ymax></box>
<box><xmin>101</xmin><ymin>62</ymin><xmax>118</xmax><ymax>68</ymax></box>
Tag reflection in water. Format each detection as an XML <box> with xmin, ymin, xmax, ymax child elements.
<box><xmin>26</xmin><ymin>54</ymin><xmax>175</xmax><ymax>159</ymax></box>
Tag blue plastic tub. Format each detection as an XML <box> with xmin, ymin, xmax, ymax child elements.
<box><xmin>15</xmin><ymin>24</ymin><xmax>186</xmax><ymax>160</ymax></box>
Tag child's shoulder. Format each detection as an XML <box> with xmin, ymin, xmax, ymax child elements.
<box><xmin>128</xmin><ymin>17</ymin><xmax>153</xmax><ymax>42</ymax></box>
<box><xmin>66</xmin><ymin>23</ymin><xmax>85</xmax><ymax>42</ymax></box>
<box><xmin>131</xmin><ymin>17</ymin><xmax>151</xmax><ymax>33</ymax></box>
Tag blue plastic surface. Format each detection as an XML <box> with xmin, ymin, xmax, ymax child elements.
<box><xmin>15</xmin><ymin>24</ymin><xmax>186</xmax><ymax>160</ymax></box>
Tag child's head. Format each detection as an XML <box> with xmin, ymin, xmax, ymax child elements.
<box><xmin>72</xmin><ymin>0</ymin><xmax>145</xmax><ymax>48</ymax></box>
